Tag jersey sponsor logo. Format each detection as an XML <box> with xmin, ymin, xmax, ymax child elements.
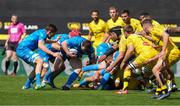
<box><xmin>143</xmin><ymin>41</ymin><xmax>150</xmax><ymax>46</ymax></box>
<box><xmin>10</xmin><ymin>27</ymin><xmax>18</xmax><ymax>33</ymax></box>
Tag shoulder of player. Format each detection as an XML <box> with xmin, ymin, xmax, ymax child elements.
<box><xmin>127</xmin><ymin>34</ymin><xmax>140</xmax><ymax>40</ymax></box>
<box><xmin>130</xmin><ymin>18</ymin><xmax>140</xmax><ymax>23</ymax></box>
<box><xmin>16</xmin><ymin>22</ymin><xmax>25</xmax><ymax>27</ymax></box>
<box><xmin>152</xmin><ymin>19</ymin><xmax>160</xmax><ymax>25</ymax></box>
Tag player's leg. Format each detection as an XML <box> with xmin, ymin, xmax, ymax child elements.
<box><xmin>22</xmin><ymin>70</ymin><xmax>35</xmax><ymax>89</ymax></box>
<box><xmin>166</xmin><ymin>48</ymin><xmax>180</xmax><ymax>92</ymax></box>
<box><xmin>116</xmin><ymin>56</ymin><xmax>145</xmax><ymax>94</ymax></box>
<box><xmin>34</xmin><ymin>57</ymin><xmax>44</xmax><ymax>89</ymax></box>
<box><xmin>11</xmin><ymin>51</ymin><xmax>18</xmax><ymax>76</ymax></box>
<box><xmin>40</xmin><ymin>62</ymin><xmax>50</xmax><ymax>88</ymax></box>
<box><xmin>152</xmin><ymin>59</ymin><xmax>170</xmax><ymax>100</ymax></box>
<box><xmin>97</xmin><ymin>69</ymin><xmax>111</xmax><ymax>90</ymax></box>
<box><xmin>49</xmin><ymin>57</ymin><xmax>65</xmax><ymax>88</ymax></box>
<box><xmin>62</xmin><ymin>58</ymin><xmax>82</xmax><ymax>90</ymax></box>
<box><xmin>5</xmin><ymin>50</ymin><xmax>12</xmax><ymax>75</ymax></box>
<box><xmin>78</xmin><ymin>61</ymin><xmax>106</xmax><ymax>80</ymax></box>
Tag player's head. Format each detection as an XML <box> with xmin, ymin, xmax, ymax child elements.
<box><xmin>124</xmin><ymin>25</ymin><xmax>134</xmax><ymax>38</ymax></box>
<box><xmin>11</xmin><ymin>14</ymin><xmax>18</xmax><ymax>24</ymax></box>
<box><xmin>109</xmin><ymin>6</ymin><xmax>119</xmax><ymax>20</ymax></box>
<box><xmin>109</xmin><ymin>26</ymin><xmax>121</xmax><ymax>41</ymax></box>
<box><xmin>45</xmin><ymin>24</ymin><xmax>58</xmax><ymax>38</ymax></box>
<box><xmin>91</xmin><ymin>10</ymin><xmax>100</xmax><ymax>21</ymax></box>
<box><xmin>81</xmin><ymin>40</ymin><xmax>92</xmax><ymax>53</ymax></box>
<box><xmin>139</xmin><ymin>12</ymin><xmax>151</xmax><ymax>22</ymax></box>
<box><xmin>121</xmin><ymin>10</ymin><xmax>130</xmax><ymax>24</ymax></box>
<box><xmin>141</xmin><ymin>19</ymin><xmax>153</xmax><ymax>33</ymax></box>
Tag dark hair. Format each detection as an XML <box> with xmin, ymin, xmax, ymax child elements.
<box><xmin>82</xmin><ymin>40</ymin><xmax>92</xmax><ymax>49</ymax></box>
<box><xmin>91</xmin><ymin>10</ymin><xmax>100</xmax><ymax>15</ymax></box>
<box><xmin>141</xmin><ymin>19</ymin><xmax>152</xmax><ymax>25</ymax></box>
<box><xmin>45</xmin><ymin>24</ymin><xmax>57</xmax><ymax>33</ymax></box>
<box><xmin>121</xmin><ymin>10</ymin><xmax>130</xmax><ymax>15</ymax></box>
<box><xmin>139</xmin><ymin>12</ymin><xmax>150</xmax><ymax>17</ymax></box>
<box><xmin>109</xmin><ymin>26</ymin><xmax>122</xmax><ymax>36</ymax></box>
<box><xmin>124</xmin><ymin>25</ymin><xmax>134</xmax><ymax>33</ymax></box>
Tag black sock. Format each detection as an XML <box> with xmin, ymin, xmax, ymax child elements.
<box><xmin>159</xmin><ymin>73</ymin><xmax>166</xmax><ymax>85</ymax></box>
<box><xmin>5</xmin><ymin>60</ymin><xmax>10</xmax><ymax>72</ymax></box>
<box><xmin>13</xmin><ymin>61</ymin><xmax>18</xmax><ymax>73</ymax></box>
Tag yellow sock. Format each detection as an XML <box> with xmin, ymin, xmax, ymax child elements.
<box><xmin>123</xmin><ymin>81</ymin><xmax>128</xmax><ymax>90</ymax></box>
<box><xmin>122</xmin><ymin>69</ymin><xmax>131</xmax><ymax>91</ymax></box>
<box><xmin>161</xmin><ymin>85</ymin><xmax>167</xmax><ymax>90</ymax></box>
<box><xmin>155</xmin><ymin>87</ymin><xmax>162</xmax><ymax>95</ymax></box>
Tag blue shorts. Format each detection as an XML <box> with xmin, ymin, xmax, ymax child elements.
<box><xmin>38</xmin><ymin>51</ymin><xmax>50</xmax><ymax>63</ymax></box>
<box><xmin>16</xmin><ymin>46</ymin><xmax>40</xmax><ymax>64</ymax></box>
<box><xmin>113</xmin><ymin>51</ymin><xmax>119</xmax><ymax>61</ymax></box>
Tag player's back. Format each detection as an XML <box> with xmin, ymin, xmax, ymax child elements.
<box><xmin>96</xmin><ymin>43</ymin><xmax>112</xmax><ymax>57</ymax></box>
<box><xmin>18</xmin><ymin>29</ymin><xmax>46</xmax><ymax>50</ymax></box>
<box><xmin>150</xmin><ymin>27</ymin><xmax>177</xmax><ymax>49</ymax></box>
<box><xmin>129</xmin><ymin>18</ymin><xmax>143</xmax><ymax>32</ymax></box>
<box><xmin>127</xmin><ymin>34</ymin><xmax>155</xmax><ymax>55</ymax></box>
<box><xmin>66</xmin><ymin>36</ymin><xmax>86</xmax><ymax>50</ymax></box>
<box><xmin>57</xmin><ymin>34</ymin><xmax>70</xmax><ymax>44</ymax></box>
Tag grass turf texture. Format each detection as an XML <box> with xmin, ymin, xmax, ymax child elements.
<box><xmin>0</xmin><ymin>75</ymin><xmax>180</xmax><ymax>105</ymax></box>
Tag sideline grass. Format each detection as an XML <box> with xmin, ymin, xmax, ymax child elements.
<box><xmin>0</xmin><ymin>75</ymin><xmax>180</xmax><ymax>105</ymax></box>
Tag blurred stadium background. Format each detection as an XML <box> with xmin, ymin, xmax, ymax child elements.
<box><xmin>0</xmin><ymin>0</ymin><xmax>180</xmax><ymax>76</ymax></box>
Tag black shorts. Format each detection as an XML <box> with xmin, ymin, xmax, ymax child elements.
<box><xmin>7</xmin><ymin>41</ymin><xmax>19</xmax><ymax>51</ymax></box>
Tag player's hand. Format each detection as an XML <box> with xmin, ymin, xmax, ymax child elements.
<box><xmin>52</xmin><ymin>52</ymin><xmax>61</xmax><ymax>58</ymax></box>
<box><xmin>98</xmin><ymin>55</ymin><xmax>107</xmax><ymax>63</ymax></box>
<box><xmin>120</xmin><ymin>62</ymin><xmax>125</xmax><ymax>70</ymax></box>
<box><xmin>84</xmin><ymin>60</ymin><xmax>89</xmax><ymax>66</ymax></box>
<box><xmin>4</xmin><ymin>43</ymin><xmax>8</xmax><ymax>49</ymax></box>
<box><xmin>67</xmin><ymin>52</ymin><xmax>77</xmax><ymax>58</ymax></box>
<box><xmin>106</xmin><ymin>66</ymin><xmax>113</xmax><ymax>72</ymax></box>
<box><xmin>137</xmin><ymin>30</ymin><xmax>146</xmax><ymax>36</ymax></box>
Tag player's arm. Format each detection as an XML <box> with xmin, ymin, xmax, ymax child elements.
<box><xmin>19</xmin><ymin>24</ymin><xmax>26</xmax><ymax>42</ymax></box>
<box><xmin>88</xmin><ymin>29</ymin><xmax>93</xmax><ymax>41</ymax></box>
<box><xmin>61</xmin><ymin>40</ymin><xmax>76</xmax><ymax>58</ymax></box>
<box><xmin>106</xmin><ymin>51</ymin><xmax>125</xmax><ymax>72</ymax></box>
<box><xmin>38</xmin><ymin>40</ymin><xmax>60</xmax><ymax>58</ymax></box>
<box><xmin>98</xmin><ymin>47</ymin><xmax>117</xmax><ymax>63</ymax></box>
<box><xmin>103</xmin><ymin>33</ymin><xmax>111</xmax><ymax>43</ymax></box>
<box><xmin>51</xmin><ymin>42</ymin><xmax>62</xmax><ymax>51</ymax></box>
<box><xmin>120</xmin><ymin>45</ymin><xmax>134</xmax><ymax>69</ymax></box>
<box><xmin>88</xmin><ymin>32</ymin><xmax>92</xmax><ymax>41</ymax></box>
<box><xmin>46</xmin><ymin>36</ymin><xmax>61</xmax><ymax>43</ymax></box>
<box><xmin>4</xmin><ymin>34</ymin><xmax>10</xmax><ymax>48</ymax></box>
<box><xmin>158</xmin><ymin>31</ymin><xmax>169</xmax><ymax>59</ymax></box>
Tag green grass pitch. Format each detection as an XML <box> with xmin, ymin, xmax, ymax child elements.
<box><xmin>0</xmin><ymin>75</ymin><xmax>180</xmax><ymax>105</ymax></box>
